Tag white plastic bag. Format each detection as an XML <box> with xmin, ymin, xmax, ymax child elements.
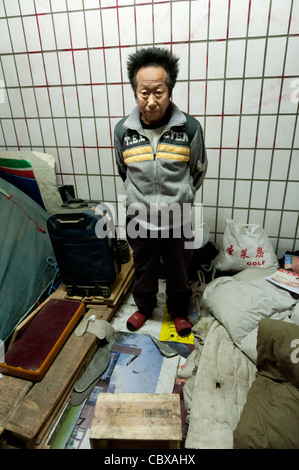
<box><xmin>215</xmin><ymin>219</ymin><xmax>278</xmax><ymax>271</ymax></box>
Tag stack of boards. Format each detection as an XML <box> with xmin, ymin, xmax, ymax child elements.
<box><xmin>0</xmin><ymin>252</ymin><xmax>134</xmax><ymax>448</ymax></box>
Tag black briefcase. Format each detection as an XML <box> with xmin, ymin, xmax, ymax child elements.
<box><xmin>47</xmin><ymin>199</ymin><xmax>121</xmax><ymax>298</ymax></box>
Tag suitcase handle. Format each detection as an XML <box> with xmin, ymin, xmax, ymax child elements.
<box><xmin>56</xmin><ymin>217</ymin><xmax>85</xmax><ymax>224</ymax></box>
<box><xmin>55</xmin><ymin>215</ymin><xmax>86</xmax><ymax>230</ymax></box>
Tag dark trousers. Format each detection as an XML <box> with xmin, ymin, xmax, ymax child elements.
<box><xmin>126</xmin><ymin>219</ymin><xmax>194</xmax><ymax>318</ymax></box>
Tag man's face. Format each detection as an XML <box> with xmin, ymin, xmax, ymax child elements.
<box><xmin>136</xmin><ymin>66</ymin><xmax>170</xmax><ymax>126</ymax></box>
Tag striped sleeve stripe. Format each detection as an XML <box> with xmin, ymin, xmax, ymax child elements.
<box><xmin>156</xmin><ymin>153</ymin><xmax>190</xmax><ymax>162</ymax></box>
<box><xmin>123</xmin><ymin>145</ymin><xmax>153</xmax><ymax>159</ymax></box>
<box><xmin>157</xmin><ymin>144</ymin><xmax>190</xmax><ymax>156</ymax></box>
<box><xmin>124</xmin><ymin>154</ymin><xmax>154</xmax><ymax>164</ymax></box>
<box><xmin>156</xmin><ymin>144</ymin><xmax>190</xmax><ymax>162</ymax></box>
<box><xmin>123</xmin><ymin>145</ymin><xmax>153</xmax><ymax>164</ymax></box>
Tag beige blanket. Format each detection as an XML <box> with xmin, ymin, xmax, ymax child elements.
<box><xmin>185</xmin><ymin>320</ymin><xmax>256</xmax><ymax>449</ymax></box>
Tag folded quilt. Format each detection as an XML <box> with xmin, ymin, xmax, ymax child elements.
<box><xmin>202</xmin><ymin>269</ymin><xmax>299</xmax><ymax>363</ymax></box>
<box><xmin>185</xmin><ymin>320</ymin><xmax>256</xmax><ymax>449</ymax></box>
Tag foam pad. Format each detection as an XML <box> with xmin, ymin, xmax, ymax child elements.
<box><xmin>0</xmin><ymin>298</ymin><xmax>85</xmax><ymax>381</ymax></box>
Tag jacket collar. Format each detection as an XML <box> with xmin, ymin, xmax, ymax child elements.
<box><xmin>123</xmin><ymin>101</ymin><xmax>187</xmax><ymax>133</ymax></box>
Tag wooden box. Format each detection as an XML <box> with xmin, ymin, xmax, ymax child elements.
<box><xmin>90</xmin><ymin>393</ymin><xmax>182</xmax><ymax>449</ymax></box>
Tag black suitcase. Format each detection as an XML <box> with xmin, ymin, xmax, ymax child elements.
<box><xmin>47</xmin><ymin>199</ymin><xmax>121</xmax><ymax>298</ymax></box>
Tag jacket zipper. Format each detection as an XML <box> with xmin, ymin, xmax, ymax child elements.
<box><xmin>128</xmin><ymin>125</ymin><xmax>173</xmax><ymax>207</ymax></box>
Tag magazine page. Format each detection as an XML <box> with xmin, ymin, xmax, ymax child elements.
<box><xmin>266</xmin><ymin>268</ymin><xmax>299</xmax><ymax>295</ymax></box>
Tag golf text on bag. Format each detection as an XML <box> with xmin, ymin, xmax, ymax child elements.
<box><xmin>94</xmin><ymin>197</ymin><xmax>204</xmax><ymax>249</ymax></box>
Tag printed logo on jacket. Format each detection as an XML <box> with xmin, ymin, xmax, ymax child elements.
<box><xmin>123</xmin><ymin>130</ymin><xmax>190</xmax><ymax>165</ymax></box>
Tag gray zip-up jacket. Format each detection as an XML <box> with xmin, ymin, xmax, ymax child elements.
<box><xmin>114</xmin><ymin>102</ymin><xmax>207</xmax><ymax>226</ymax></box>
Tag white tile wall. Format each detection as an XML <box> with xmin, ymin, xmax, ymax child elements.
<box><xmin>0</xmin><ymin>0</ymin><xmax>298</xmax><ymax>256</ymax></box>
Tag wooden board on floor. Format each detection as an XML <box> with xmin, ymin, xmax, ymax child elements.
<box><xmin>0</xmin><ymin>376</ymin><xmax>33</xmax><ymax>432</ymax></box>
<box><xmin>0</xmin><ymin>254</ymin><xmax>134</xmax><ymax>447</ymax></box>
<box><xmin>90</xmin><ymin>393</ymin><xmax>182</xmax><ymax>449</ymax></box>
<box><xmin>5</xmin><ymin>306</ymin><xmax>113</xmax><ymax>444</ymax></box>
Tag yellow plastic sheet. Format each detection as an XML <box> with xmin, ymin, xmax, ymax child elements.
<box><xmin>159</xmin><ymin>306</ymin><xmax>194</xmax><ymax>344</ymax></box>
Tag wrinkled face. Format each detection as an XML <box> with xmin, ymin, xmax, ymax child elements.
<box><xmin>136</xmin><ymin>66</ymin><xmax>170</xmax><ymax>126</ymax></box>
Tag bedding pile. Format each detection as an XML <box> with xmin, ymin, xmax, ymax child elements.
<box><xmin>233</xmin><ymin>318</ymin><xmax>299</xmax><ymax>449</ymax></box>
<box><xmin>202</xmin><ymin>268</ymin><xmax>298</xmax><ymax>363</ymax></box>
<box><xmin>184</xmin><ymin>267</ymin><xmax>299</xmax><ymax>449</ymax></box>
<box><xmin>185</xmin><ymin>319</ymin><xmax>256</xmax><ymax>449</ymax></box>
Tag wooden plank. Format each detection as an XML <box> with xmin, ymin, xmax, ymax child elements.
<box><xmin>90</xmin><ymin>393</ymin><xmax>182</xmax><ymax>449</ymax></box>
<box><xmin>108</xmin><ymin>263</ymin><xmax>134</xmax><ymax>306</ymax></box>
<box><xmin>1</xmin><ymin>255</ymin><xmax>133</xmax><ymax>446</ymax></box>
<box><xmin>103</xmin><ymin>255</ymin><xmax>134</xmax><ymax>305</ymax></box>
<box><xmin>0</xmin><ymin>376</ymin><xmax>33</xmax><ymax>430</ymax></box>
<box><xmin>32</xmin><ymin>341</ymin><xmax>98</xmax><ymax>449</ymax></box>
<box><xmin>5</xmin><ymin>307</ymin><xmax>112</xmax><ymax>442</ymax></box>
<box><xmin>33</xmin><ymin>305</ymin><xmax>115</xmax><ymax>448</ymax></box>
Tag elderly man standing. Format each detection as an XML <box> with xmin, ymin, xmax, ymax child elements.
<box><xmin>114</xmin><ymin>47</ymin><xmax>207</xmax><ymax>337</ymax></box>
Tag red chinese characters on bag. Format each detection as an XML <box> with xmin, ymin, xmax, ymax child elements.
<box><xmin>226</xmin><ymin>245</ymin><xmax>234</xmax><ymax>255</ymax></box>
<box><xmin>240</xmin><ymin>248</ymin><xmax>250</xmax><ymax>259</ymax></box>
<box><xmin>256</xmin><ymin>247</ymin><xmax>264</xmax><ymax>258</ymax></box>
<box><xmin>225</xmin><ymin>245</ymin><xmax>266</xmax><ymax>265</ymax></box>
